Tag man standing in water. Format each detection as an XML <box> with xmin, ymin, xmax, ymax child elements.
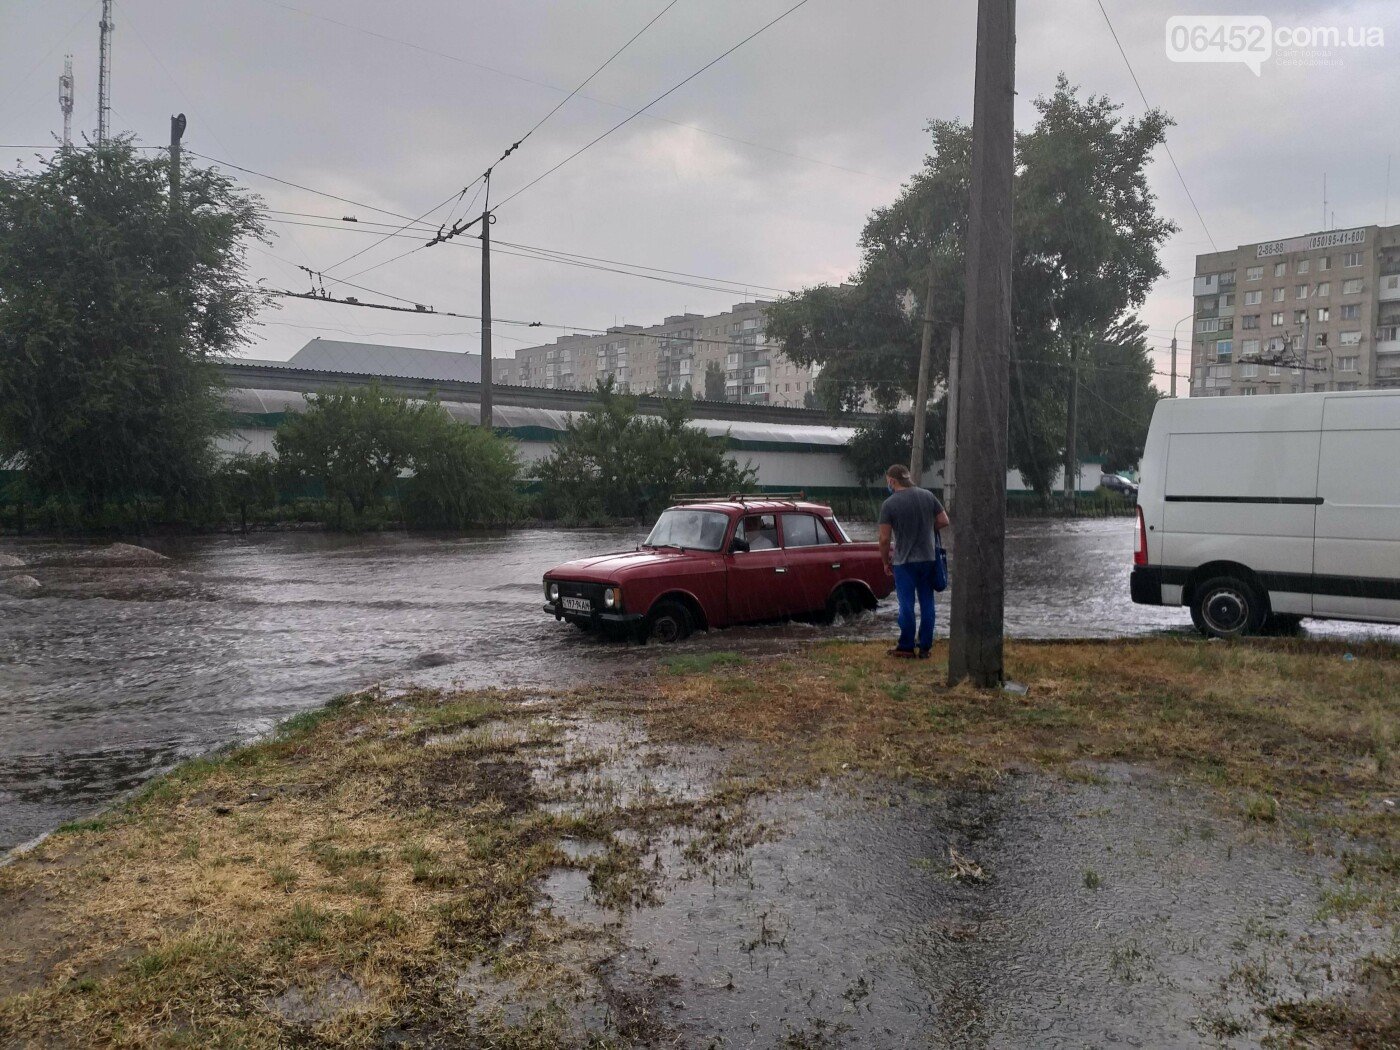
<box><xmin>878</xmin><ymin>464</ymin><xmax>950</xmax><ymax>659</ymax></box>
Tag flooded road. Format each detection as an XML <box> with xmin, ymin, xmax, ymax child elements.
<box><xmin>0</xmin><ymin>519</ymin><xmax>1394</xmax><ymax>853</ymax></box>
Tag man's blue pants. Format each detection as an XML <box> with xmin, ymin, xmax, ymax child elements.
<box><xmin>892</xmin><ymin>560</ymin><xmax>936</xmax><ymax>652</ymax></box>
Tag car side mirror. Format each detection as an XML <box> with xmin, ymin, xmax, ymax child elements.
<box><xmin>729</xmin><ymin>537</ymin><xmax>750</xmax><ymax>554</ymax></box>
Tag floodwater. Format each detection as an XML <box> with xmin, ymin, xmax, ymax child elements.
<box><xmin>0</xmin><ymin>519</ymin><xmax>1394</xmax><ymax>853</ymax></box>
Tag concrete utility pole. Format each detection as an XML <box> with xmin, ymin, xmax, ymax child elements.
<box><xmin>60</xmin><ymin>56</ymin><xmax>74</xmax><ymax>147</ymax></box>
<box><xmin>948</xmin><ymin>0</ymin><xmax>1016</xmax><ymax>690</ymax></box>
<box><xmin>96</xmin><ymin>0</ymin><xmax>113</xmax><ymax>144</ymax></box>
<box><xmin>1170</xmin><ymin>312</ymin><xmax>1193</xmax><ymax>398</ymax></box>
<box><xmin>909</xmin><ymin>262</ymin><xmax>937</xmax><ymax>481</ymax></box>
<box><xmin>169</xmin><ymin>113</ymin><xmax>186</xmax><ymax>210</ymax></box>
<box><xmin>1063</xmin><ymin>338</ymin><xmax>1079</xmax><ymax>507</ymax></box>
<box><xmin>480</xmin><ymin>175</ymin><xmax>494</xmax><ymax>430</ymax></box>
<box><xmin>943</xmin><ymin>326</ymin><xmax>962</xmax><ymax>514</ymax></box>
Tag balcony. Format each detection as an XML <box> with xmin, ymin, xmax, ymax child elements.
<box><xmin>1379</xmin><ymin>274</ymin><xmax>1400</xmax><ymax>301</ymax></box>
<box><xmin>1193</xmin><ymin>274</ymin><xmax>1220</xmax><ymax>297</ymax></box>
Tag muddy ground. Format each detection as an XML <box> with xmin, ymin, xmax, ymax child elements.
<box><xmin>1</xmin><ymin>638</ymin><xmax>1396</xmax><ymax>1048</ymax></box>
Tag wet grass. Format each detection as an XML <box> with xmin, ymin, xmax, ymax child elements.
<box><xmin>1</xmin><ymin>636</ymin><xmax>1395</xmax><ymax>1046</ymax></box>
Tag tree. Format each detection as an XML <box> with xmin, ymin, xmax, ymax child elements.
<box><xmin>702</xmin><ymin>360</ymin><xmax>726</xmax><ymax>402</ymax></box>
<box><xmin>538</xmin><ymin>379</ymin><xmax>754</xmax><ymax>520</ymax></box>
<box><xmin>0</xmin><ymin>139</ymin><xmax>267</xmax><ymax>516</ymax></box>
<box><xmin>402</xmin><ymin>406</ymin><xmax>519</xmax><ymax>528</ymax></box>
<box><xmin>844</xmin><ymin>408</ymin><xmax>944</xmax><ymax>487</ymax></box>
<box><xmin>214</xmin><ymin>452</ymin><xmax>278</xmax><ymax>532</ymax></box>
<box><xmin>766</xmin><ymin>77</ymin><xmax>1176</xmax><ymax>498</ymax></box>
<box><xmin>274</xmin><ymin>383</ymin><xmax>425</xmax><ymax>523</ymax></box>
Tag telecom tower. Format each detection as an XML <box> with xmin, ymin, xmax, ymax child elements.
<box><xmin>96</xmin><ymin>0</ymin><xmax>113</xmax><ymax>144</ymax></box>
<box><xmin>60</xmin><ymin>56</ymin><xmax>75</xmax><ymax>146</ymax></box>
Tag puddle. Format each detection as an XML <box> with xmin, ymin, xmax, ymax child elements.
<box><xmin>523</xmin><ymin>755</ymin><xmax>1386</xmax><ymax>1047</ymax></box>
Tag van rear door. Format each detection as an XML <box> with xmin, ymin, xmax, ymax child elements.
<box><xmin>1312</xmin><ymin>394</ymin><xmax>1400</xmax><ymax>623</ymax></box>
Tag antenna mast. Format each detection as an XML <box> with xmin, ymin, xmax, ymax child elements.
<box><xmin>97</xmin><ymin>0</ymin><xmax>114</xmax><ymax>144</ymax></box>
<box><xmin>60</xmin><ymin>55</ymin><xmax>75</xmax><ymax>147</ymax></box>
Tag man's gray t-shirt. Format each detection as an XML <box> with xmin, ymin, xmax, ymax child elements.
<box><xmin>878</xmin><ymin>487</ymin><xmax>945</xmax><ymax>565</ymax></box>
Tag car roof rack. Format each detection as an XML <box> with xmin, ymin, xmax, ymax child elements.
<box><xmin>669</xmin><ymin>491</ymin><xmax>807</xmax><ymax>504</ymax></box>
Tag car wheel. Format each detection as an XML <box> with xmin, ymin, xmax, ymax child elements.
<box><xmin>645</xmin><ymin>600</ymin><xmax>693</xmax><ymax>644</ymax></box>
<box><xmin>1191</xmin><ymin>576</ymin><xmax>1266</xmax><ymax>639</ymax></box>
<box><xmin>823</xmin><ymin>586</ymin><xmax>862</xmax><ymax>625</ymax></box>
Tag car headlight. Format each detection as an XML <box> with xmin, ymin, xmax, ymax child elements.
<box><xmin>603</xmin><ymin>587</ymin><xmax>619</xmax><ymax>609</ymax></box>
<box><xmin>546</xmin><ymin>582</ymin><xmax>560</xmax><ymax>601</ymax></box>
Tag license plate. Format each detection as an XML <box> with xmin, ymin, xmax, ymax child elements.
<box><xmin>562</xmin><ymin>596</ymin><xmax>592</xmax><ymax>613</ymax></box>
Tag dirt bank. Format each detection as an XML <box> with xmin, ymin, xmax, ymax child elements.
<box><xmin>1</xmin><ymin>637</ymin><xmax>1395</xmax><ymax>1047</ymax></box>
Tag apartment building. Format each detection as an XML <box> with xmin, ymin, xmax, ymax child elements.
<box><xmin>509</xmin><ymin>300</ymin><xmax>821</xmax><ymax>406</ymax></box>
<box><xmin>1191</xmin><ymin>224</ymin><xmax>1400</xmax><ymax>396</ymax></box>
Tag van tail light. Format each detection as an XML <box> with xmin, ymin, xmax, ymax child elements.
<box><xmin>1133</xmin><ymin>506</ymin><xmax>1149</xmax><ymax>567</ymax></box>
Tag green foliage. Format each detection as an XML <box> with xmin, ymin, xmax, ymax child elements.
<box><xmin>401</xmin><ymin>406</ymin><xmax>519</xmax><ymax>528</ymax></box>
<box><xmin>273</xmin><ymin>384</ymin><xmax>518</xmax><ymax>529</ymax></box>
<box><xmin>274</xmin><ymin>383</ymin><xmax>424</xmax><ymax>525</ymax></box>
<box><xmin>213</xmin><ymin>452</ymin><xmax>279</xmax><ymax>530</ymax></box>
<box><xmin>702</xmin><ymin>360</ymin><xmax>727</xmax><ymax>402</ymax></box>
<box><xmin>537</xmin><ymin>378</ymin><xmax>755</xmax><ymax>520</ymax></box>
<box><xmin>767</xmin><ymin>76</ymin><xmax>1175</xmax><ymax>497</ymax></box>
<box><xmin>0</xmin><ymin>139</ymin><xmax>267</xmax><ymax>518</ymax></box>
<box><xmin>844</xmin><ymin>409</ymin><xmax>944</xmax><ymax>486</ymax></box>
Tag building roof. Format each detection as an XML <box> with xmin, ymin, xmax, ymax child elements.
<box><xmin>287</xmin><ymin>338</ymin><xmax>488</xmax><ymax>383</ymax></box>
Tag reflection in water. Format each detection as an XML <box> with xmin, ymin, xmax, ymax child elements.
<box><xmin>0</xmin><ymin>520</ymin><xmax>1393</xmax><ymax>852</ymax></box>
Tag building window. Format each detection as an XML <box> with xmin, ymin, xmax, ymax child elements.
<box><xmin>1246</xmin><ymin>265</ymin><xmax>1263</xmax><ymax>281</ymax></box>
<box><xmin>1297</xmin><ymin>259</ymin><xmax>1310</xmax><ymax>274</ymax></box>
<box><xmin>1378</xmin><ymin>325</ymin><xmax>1399</xmax><ymax>342</ymax></box>
<box><xmin>1337</xmin><ymin>356</ymin><xmax>1359</xmax><ymax>371</ymax></box>
<box><xmin>1339</xmin><ymin>331</ymin><xmax>1362</xmax><ymax>346</ymax></box>
<box><xmin>1241</xmin><ymin>387</ymin><xmax>1258</xmax><ymax>395</ymax></box>
<box><xmin>1316</xmin><ymin>282</ymin><xmax>1330</xmax><ymax>297</ymax></box>
<box><xmin>1219</xmin><ymin>293</ymin><xmax>1234</xmax><ymax>308</ymax></box>
<box><xmin>1195</xmin><ymin>318</ymin><xmax>1220</xmax><ymax>333</ymax></box>
<box><xmin>1342</xmin><ymin>278</ymin><xmax>1363</xmax><ymax>295</ymax></box>
<box><xmin>1241</xmin><ymin>314</ymin><xmax>1260</xmax><ymax>330</ymax></box>
<box><xmin>1296</xmin><ymin>284</ymin><xmax>1309</xmax><ymax>299</ymax></box>
<box><xmin>1343</xmin><ymin>251</ymin><xmax>1363</xmax><ymax>267</ymax></box>
<box><xmin>1337</xmin><ymin>382</ymin><xmax>1360</xmax><ymax>391</ymax></box>
<box><xmin>1271</xmin><ymin>312</ymin><xmax>1285</xmax><ymax>326</ymax></box>
<box><xmin>1240</xmin><ymin>338</ymin><xmax>1260</xmax><ymax>354</ymax></box>
<box><xmin>1241</xmin><ymin>363</ymin><xmax>1258</xmax><ymax>378</ymax></box>
<box><xmin>1216</xmin><ymin>340</ymin><xmax>1233</xmax><ymax>359</ymax></box>
<box><xmin>1316</xmin><ymin>307</ymin><xmax>1330</xmax><ymax>322</ymax></box>
<box><xmin>1273</xmin><ymin>287</ymin><xmax>1286</xmax><ymax>302</ymax></box>
<box><xmin>1316</xmin><ymin>332</ymin><xmax>1329</xmax><ymax>347</ymax></box>
<box><xmin>1319</xmin><ymin>256</ymin><xmax>1330</xmax><ymax>271</ymax></box>
<box><xmin>1340</xmin><ymin>304</ymin><xmax>1361</xmax><ymax>320</ymax></box>
<box><xmin>1294</xmin><ymin>310</ymin><xmax>1307</xmax><ymax>324</ymax></box>
<box><xmin>1243</xmin><ymin>289</ymin><xmax>1262</xmax><ymax>306</ymax></box>
<box><xmin>1208</xmin><ymin>364</ymin><xmax>1231</xmax><ymax>378</ymax></box>
<box><xmin>1274</xmin><ymin>262</ymin><xmax>1287</xmax><ymax>277</ymax></box>
<box><xmin>1268</xmin><ymin>365</ymin><xmax>1282</xmax><ymax>377</ymax></box>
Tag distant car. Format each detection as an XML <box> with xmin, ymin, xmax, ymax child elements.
<box><xmin>1100</xmin><ymin>473</ymin><xmax>1138</xmax><ymax>497</ymax></box>
<box><xmin>542</xmin><ymin>495</ymin><xmax>894</xmax><ymax>643</ymax></box>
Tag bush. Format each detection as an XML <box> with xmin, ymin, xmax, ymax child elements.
<box><xmin>536</xmin><ymin>380</ymin><xmax>754</xmax><ymax>521</ymax></box>
<box><xmin>402</xmin><ymin>408</ymin><xmax>518</xmax><ymax>528</ymax></box>
<box><xmin>273</xmin><ymin>384</ymin><xmax>518</xmax><ymax>530</ymax></box>
<box><xmin>213</xmin><ymin>452</ymin><xmax>279</xmax><ymax>531</ymax></box>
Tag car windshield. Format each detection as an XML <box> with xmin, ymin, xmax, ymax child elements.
<box><xmin>643</xmin><ymin>509</ymin><xmax>730</xmax><ymax>552</ymax></box>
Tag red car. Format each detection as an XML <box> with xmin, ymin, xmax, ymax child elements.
<box><xmin>542</xmin><ymin>496</ymin><xmax>894</xmax><ymax>643</ymax></box>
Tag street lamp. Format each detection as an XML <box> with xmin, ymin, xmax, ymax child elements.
<box><xmin>1170</xmin><ymin>311</ymin><xmax>1195</xmax><ymax>398</ymax></box>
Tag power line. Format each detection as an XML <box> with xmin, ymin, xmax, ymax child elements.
<box><xmin>320</xmin><ymin>181</ymin><xmax>477</xmax><ymax>276</ymax></box>
<box><xmin>248</xmin><ymin>0</ymin><xmax>887</xmax><ymax>184</ymax></box>
<box><xmin>1093</xmin><ymin>0</ymin><xmax>1217</xmax><ymax>253</ymax></box>
<box><xmin>187</xmin><ymin>150</ymin><xmax>428</xmax><ymax>224</ymax></box>
<box><xmin>492</xmin><ymin>0</ymin><xmax>814</xmax><ymax>213</ymax></box>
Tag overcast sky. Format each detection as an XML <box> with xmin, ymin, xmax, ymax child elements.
<box><xmin>4</xmin><ymin>0</ymin><xmax>1397</xmax><ymax>389</ymax></box>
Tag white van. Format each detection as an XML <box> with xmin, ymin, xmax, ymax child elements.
<box><xmin>1131</xmin><ymin>389</ymin><xmax>1400</xmax><ymax>637</ymax></box>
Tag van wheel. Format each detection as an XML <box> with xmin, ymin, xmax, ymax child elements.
<box><xmin>1191</xmin><ymin>576</ymin><xmax>1266</xmax><ymax>639</ymax></box>
<box><xmin>645</xmin><ymin>600</ymin><xmax>693</xmax><ymax>644</ymax></box>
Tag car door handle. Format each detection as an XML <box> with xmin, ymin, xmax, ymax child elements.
<box><xmin>830</xmin><ymin>562</ymin><xmax>841</xmax><ymax>569</ymax></box>
<box><xmin>774</xmin><ymin>567</ymin><xmax>787</xmax><ymax>574</ymax></box>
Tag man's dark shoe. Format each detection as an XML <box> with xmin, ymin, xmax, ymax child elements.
<box><xmin>916</xmin><ymin>649</ymin><xmax>932</xmax><ymax>660</ymax></box>
<box><xmin>887</xmin><ymin>647</ymin><xmax>917</xmax><ymax>659</ymax></box>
